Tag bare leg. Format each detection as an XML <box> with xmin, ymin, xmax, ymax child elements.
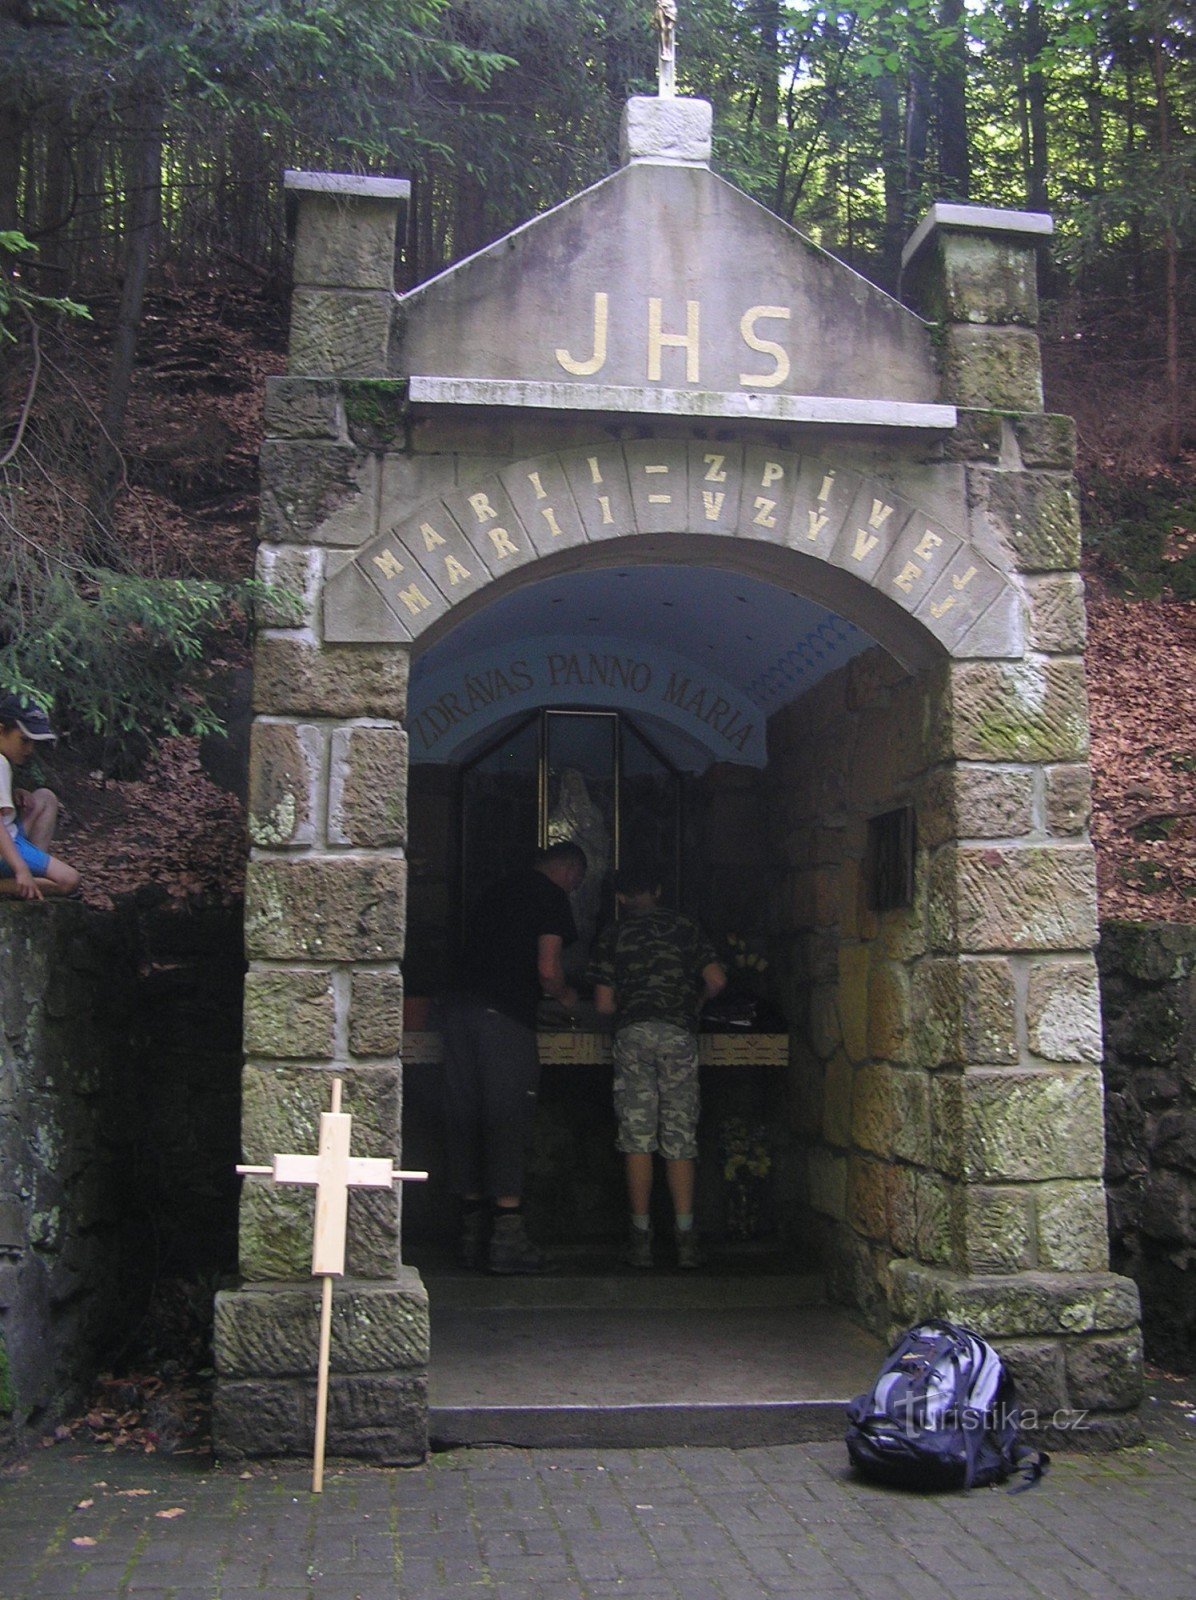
<box><xmin>625</xmin><ymin>1151</ymin><xmax>653</xmax><ymax>1218</ymax></box>
<box><xmin>665</xmin><ymin>1157</ymin><xmax>695</xmax><ymax>1222</ymax></box>
<box><xmin>41</xmin><ymin>856</ymin><xmax>81</xmax><ymax>896</ymax></box>
<box><xmin>21</xmin><ymin>788</ymin><xmax>59</xmax><ymax>852</ymax></box>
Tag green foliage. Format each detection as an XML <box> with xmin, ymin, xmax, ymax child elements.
<box><xmin>0</xmin><ymin>234</ymin><xmax>90</xmax><ymax>340</ymax></box>
<box><xmin>0</xmin><ymin>554</ymin><xmax>285</xmax><ymax>761</ymax></box>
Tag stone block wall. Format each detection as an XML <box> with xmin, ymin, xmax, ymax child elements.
<box><xmin>220</xmin><ymin>217</ymin><xmax>429</xmax><ymax>1453</ymax></box>
<box><xmin>1099</xmin><ymin>924</ymin><xmax>1196</xmax><ymax>1370</ymax></box>
<box><xmin>765</xmin><ymin>640</ymin><xmax>1142</xmax><ymax>1443</ymax></box>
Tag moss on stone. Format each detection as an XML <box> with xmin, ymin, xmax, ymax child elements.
<box><xmin>342</xmin><ymin>379</ymin><xmax>408</xmax><ymax>447</ymax></box>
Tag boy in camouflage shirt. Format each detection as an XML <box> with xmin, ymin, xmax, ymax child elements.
<box><xmin>588</xmin><ymin>864</ymin><xmax>725</xmax><ymax>1268</ymax></box>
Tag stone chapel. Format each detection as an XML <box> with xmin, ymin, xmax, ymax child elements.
<box><xmin>214</xmin><ymin>93</ymin><xmax>1144</xmax><ymax>1460</ymax></box>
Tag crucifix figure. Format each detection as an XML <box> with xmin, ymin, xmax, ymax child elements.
<box><xmin>237</xmin><ymin>1078</ymin><xmax>427</xmax><ymax>1491</ymax></box>
<box><xmin>656</xmin><ymin>0</ymin><xmax>678</xmax><ymax>98</ymax></box>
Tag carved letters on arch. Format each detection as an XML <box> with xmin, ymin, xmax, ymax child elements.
<box><xmin>324</xmin><ymin>441</ymin><xmax>1015</xmax><ymax>656</ymax></box>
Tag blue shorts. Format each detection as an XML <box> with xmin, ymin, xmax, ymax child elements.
<box><xmin>0</xmin><ymin>824</ymin><xmax>51</xmax><ymax>878</ymax></box>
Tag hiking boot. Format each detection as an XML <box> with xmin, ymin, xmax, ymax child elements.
<box><xmin>457</xmin><ymin>1208</ymin><xmax>488</xmax><ymax>1270</ymax></box>
<box><xmin>674</xmin><ymin>1227</ymin><xmax>705</xmax><ymax>1269</ymax></box>
<box><xmin>487</xmin><ymin>1212</ymin><xmax>545</xmax><ymax>1275</ymax></box>
<box><xmin>624</xmin><ymin>1223</ymin><xmax>654</xmax><ymax>1269</ymax></box>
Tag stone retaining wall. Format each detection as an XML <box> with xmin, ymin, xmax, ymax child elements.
<box><xmin>0</xmin><ymin>898</ymin><xmax>242</xmax><ymax>1456</ymax></box>
<box><xmin>1099</xmin><ymin>923</ymin><xmax>1196</xmax><ymax>1370</ymax></box>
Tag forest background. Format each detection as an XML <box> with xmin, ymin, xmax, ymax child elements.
<box><xmin>1</xmin><ymin>0</ymin><xmax>1193</xmax><ymax>922</ymax></box>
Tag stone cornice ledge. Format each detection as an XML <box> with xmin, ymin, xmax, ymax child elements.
<box><xmin>902</xmin><ymin>202</ymin><xmax>1053</xmax><ymax>270</ymax></box>
<box><xmin>406</xmin><ymin>376</ymin><xmax>957</xmax><ymax>431</ymax></box>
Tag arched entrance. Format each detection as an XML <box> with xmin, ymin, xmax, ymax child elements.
<box><xmin>214</xmin><ymin>95</ymin><xmax>1143</xmax><ymax>1462</ymax></box>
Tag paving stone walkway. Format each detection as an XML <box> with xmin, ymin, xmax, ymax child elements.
<box><xmin>2</xmin><ymin>1375</ymin><xmax>1194</xmax><ymax>1600</ymax></box>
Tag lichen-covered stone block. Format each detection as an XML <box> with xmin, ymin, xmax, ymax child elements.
<box><xmin>942</xmin><ymin>844</ymin><xmax>1098</xmax><ymax>953</ymax></box>
<box><xmin>960</xmin><ymin>1185</ymin><xmax>1035</xmax><ymax>1273</ymax></box>
<box><xmin>292</xmin><ymin>191</ymin><xmax>402</xmax><ymax>291</ymax></box>
<box><xmin>866</xmin><ymin>962</ymin><xmax>911</xmax><ymax>1062</ymax></box>
<box><xmin>912</xmin><ymin>955</ymin><xmax>1019</xmax><ymax>1067</ymax></box>
<box><xmin>242</xmin><ymin>968</ymin><xmax>335</xmax><ymax>1059</ymax></box>
<box><xmin>1036</xmin><ymin>1179</ymin><xmax>1109</xmax><ymax>1270</ymax></box>
<box><xmin>838</xmin><ymin>943</ymin><xmax>870</xmax><ymax>1063</ymax></box>
<box><xmin>239</xmin><ymin>1177</ymin><xmax>399</xmax><ymax>1279</ymax></box>
<box><xmin>1065</xmin><ymin>1330</ymin><xmax>1144</xmax><ymax>1412</ymax></box>
<box><xmin>244</xmin><ymin>857</ymin><xmax>406</xmax><ymax>963</ymax></box>
<box><xmin>259</xmin><ymin>439</ymin><xmax>379</xmax><ymax>548</ymax></box>
<box><xmin>247</xmin><ymin>721</ymin><xmax>321</xmax><ymax>848</ymax></box>
<box><xmin>847</xmin><ymin>1155</ymin><xmax>889</xmax><ymax>1241</ymax></box>
<box><xmin>1044</xmin><ymin>764</ymin><xmax>1092</xmax><ymax>835</ymax></box>
<box><xmin>254</xmin><ymin>544</ymin><xmax>321</xmax><ymax>630</ymax></box>
<box><xmin>889</xmin><ymin>1068</ymin><xmax>933</xmax><ymax>1164</ymax></box>
<box><xmin>1014</xmin><ymin>413</ymin><xmax>1076</xmax><ymax>469</ymax></box>
<box><xmin>941</xmin><ymin>326</ymin><xmax>1043</xmax><ymax>410</ymax></box>
<box><xmin>211</xmin><ymin>1378</ymin><xmax>305</xmax><ymax>1459</ymax></box>
<box><xmin>915</xmin><ymin>233</ymin><xmax>1040</xmax><ymax>326</ymax></box>
<box><xmin>350</xmin><ymin>970</ymin><xmax>404</xmax><ymax>1057</ymax></box>
<box><xmin>213</xmin><ymin>1371</ymin><xmax>428</xmax><ymax>1463</ymax></box>
<box><xmin>970</xmin><ymin>468</ymin><xmax>1082</xmax><ymax>572</ymax></box>
<box><xmin>923</xmin><ymin>764</ymin><xmax>1035</xmax><ymax>845</ymax></box>
<box><xmin>262</xmin><ymin>378</ymin><xmax>345</xmax><ymax>440</ymax></box>
<box><xmin>214</xmin><ymin>1274</ymin><xmax>428</xmax><ymax>1378</ymax></box>
<box><xmin>1026</xmin><ymin>958</ymin><xmax>1103</xmax><ymax>1062</ymax></box>
<box><xmin>929</xmin><ymin>408</ymin><xmax>1005</xmax><ymax>464</ymax></box>
<box><xmin>888</xmin><ymin>1169</ymin><xmax>951</xmax><ymax>1264</ymax></box>
<box><xmin>950</xmin><ymin>659</ymin><xmax>1089</xmax><ymax>763</ymax></box>
<box><xmin>289</xmin><ymin>289</ymin><xmax>394</xmax><ymax>377</ymax></box>
<box><xmin>253</xmin><ymin>637</ymin><xmax>409</xmax><ymax>720</ymax></box>
<box><xmin>995</xmin><ymin>1339</ymin><xmax>1067</xmax><ymax>1412</ymax></box>
<box><xmin>851</xmin><ymin>1063</ymin><xmax>893</xmax><ymax>1156</ymax></box>
<box><xmin>889</xmin><ymin>1260</ymin><xmax>1141</xmax><ymax>1340</ymax></box>
<box><xmin>1027</xmin><ymin>573</ymin><xmax>1087</xmax><ymax>653</ymax></box>
<box><xmin>962</xmin><ymin>1066</ymin><xmax>1105</xmax><ymax>1181</ymax></box>
<box><xmin>328</xmin><ymin>726</ymin><xmax>408</xmax><ymax>846</ymax></box>
<box><xmin>241</xmin><ymin>1062</ymin><xmax>399</xmax><ymax>1165</ymax></box>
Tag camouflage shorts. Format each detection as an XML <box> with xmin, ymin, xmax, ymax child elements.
<box><xmin>612</xmin><ymin>1020</ymin><xmax>700</xmax><ymax>1160</ymax></box>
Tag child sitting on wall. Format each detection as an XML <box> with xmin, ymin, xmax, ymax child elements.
<box><xmin>0</xmin><ymin>694</ymin><xmax>81</xmax><ymax>900</ymax></box>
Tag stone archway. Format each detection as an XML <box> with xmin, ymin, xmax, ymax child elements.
<box><xmin>213</xmin><ymin>101</ymin><xmax>1143</xmax><ymax>1463</ymax></box>
<box><xmin>323</xmin><ymin>439</ymin><xmax>1016</xmax><ymax>667</ymax></box>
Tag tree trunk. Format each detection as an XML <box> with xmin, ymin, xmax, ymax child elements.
<box><xmin>936</xmin><ymin>0</ymin><xmax>970</xmax><ymax>199</ymax></box>
<box><xmin>879</xmin><ymin>71</ymin><xmax>905</xmax><ymax>295</ymax></box>
<box><xmin>1025</xmin><ymin>0</ymin><xmax>1050</xmax><ymax>211</ymax></box>
<box><xmin>89</xmin><ymin>99</ymin><xmax>163</xmax><ymax>563</ymax></box>
<box><xmin>1152</xmin><ymin>31</ymin><xmax>1181</xmax><ymax>459</ymax></box>
<box><xmin>905</xmin><ymin>62</ymin><xmax>931</xmax><ymax>221</ymax></box>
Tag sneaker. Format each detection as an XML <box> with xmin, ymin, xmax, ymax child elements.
<box><xmin>674</xmin><ymin>1227</ymin><xmax>705</xmax><ymax>1270</ymax></box>
<box><xmin>487</xmin><ymin>1212</ymin><xmax>545</xmax><ymax>1275</ymax></box>
<box><xmin>457</xmin><ymin>1208</ymin><xmax>488</xmax><ymax>1269</ymax></box>
<box><xmin>624</xmin><ymin>1223</ymin><xmax>654</xmax><ymax>1269</ymax></box>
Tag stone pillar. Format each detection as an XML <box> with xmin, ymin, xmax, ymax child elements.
<box><xmin>213</xmin><ymin>173</ymin><xmax>428</xmax><ymax>1464</ymax></box>
<box><xmin>895</xmin><ymin>205</ymin><xmax>1143</xmax><ymax>1446</ymax></box>
<box><xmin>284</xmin><ymin>171</ymin><xmax>409</xmax><ymax>378</ymax></box>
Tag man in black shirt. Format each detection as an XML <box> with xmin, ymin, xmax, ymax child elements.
<box><xmin>443</xmin><ymin>840</ymin><xmax>587</xmax><ymax>1272</ymax></box>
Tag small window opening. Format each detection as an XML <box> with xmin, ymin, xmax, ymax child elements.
<box><xmin>867</xmin><ymin>807</ymin><xmax>916</xmax><ymax>912</ymax></box>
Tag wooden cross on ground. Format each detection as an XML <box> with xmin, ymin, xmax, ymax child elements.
<box><xmin>236</xmin><ymin>1078</ymin><xmax>427</xmax><ymax>1492</ymax></box>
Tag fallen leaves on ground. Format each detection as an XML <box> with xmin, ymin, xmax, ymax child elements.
<box><xmin>1086</xmin><ymin>578</ymin><xmax>1196</xmax><ymax>922</ymax></box>
<box><xmin>53</xmin><ymin>735</ymin><xmax>247</xmax><ymax>912</ymax></box>
<box><xmin>48</xmin><ymin>1372</ymin><xmax>211</xmax><ymax>1456</ymax></box>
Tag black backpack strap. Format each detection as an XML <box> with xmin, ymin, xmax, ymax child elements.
<box><xmin>1006</xmin><ymin>1443</ymin><xmax>1050</xmax><ymax>1493</ymax></box>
